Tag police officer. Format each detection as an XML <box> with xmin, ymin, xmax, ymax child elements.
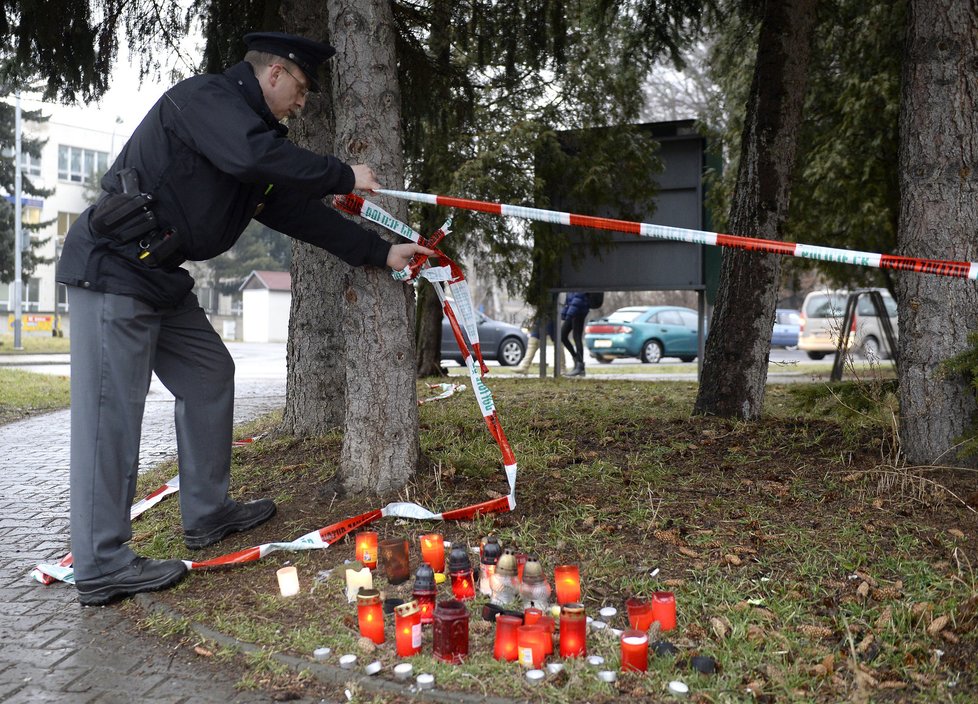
<box><xmin>57</xmin><ymin>32</ymin><xmax>433</xmax><ymax>605</ymax></box>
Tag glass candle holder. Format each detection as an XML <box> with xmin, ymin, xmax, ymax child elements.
<box><xmin>493</xmin><ymin>613</ymin><xmax>522</xmax><ymax>661</ymax></box>
<box><xmin>651</xmin><ymin>591</ymin><xmax>677</xmax><ymax>631</ymax></box>
<box><xmin>412</xmin><ymin>563</ymin><xmax>437</xmax><ymax>625</ymax></box>
<box><xmin>379</xmin><ymin>537</ymin><xmax>411</xmax><ymax>585</ymax></box>
<box><xmin>517</xmin><ymin>624</ymin><xmax>548</xmax><ymax>668</ymax></box>
<box><xmin>479</xmin><ymin>536</ymin><xmax>503</xmax><ymax>595</ymax></box>
<box><xmin>276</xmin><ymin>566</ymin><xmax>299</xmax><ymax>597</ymax></box>
<box><xmin>620</xmin><ymin>629</ymin><xmax>649</xmax><ymax>672</ymax></box>
<box><xmin>345</xmin><ymin>566</ymin><xmax>373</xmax><ymax>603</ymax></box>
<box><xmin>356</xmin><ymin>588</ymin><xmax>385</xmax><ymax>644</ymax></box>
<box><xmin>559</xmin><ymin>603</ymin><xmax>587</xmax><ymax>658</ymax></box>
<box><xmin>419</xmin><ymin>533</ymin><xmax>445</xmax><ymax>573</ymax></box>
<box><xmin>433</xmin><ymin>600</ymin><xmax>469</xmax><ymax>664</ymax></box>
<box><xmin>515</xmin><ymin>552</ymin><xmax>528</xmax><ymax>582</ymax></box>
<box><xmin>394</xmin><ymin>600</ymin><xmax>422</xmax><ymax>657</ymax></box>
<box><xmin>355</xmin><ymin>531</ymin><xmax>379</xmax><ymax>569</ymax></box>
<box><xmin>524</xmin><ymin>607</ymin><xmax>543</xmax><ymax>625</ymax></box>
<box><xmin>625</xmin><ymin>596</ymin><xmax>654</xmax><ymax>631</ymax></box>
<box><xmin>554</xmin><ymin>565</ymin><xmax>581</xmax><ymax>604</ymax></box>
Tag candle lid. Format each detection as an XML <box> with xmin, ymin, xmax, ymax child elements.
<box><xmin>448</xmin><ymin>544</ymin><xmax>472</xmax><ymax>572</ymax></box>
<box><xmin>394</xmin><ymin>599</ymin><xmax>420</xmax><ymax>618</ymax></box>
<box><xmin>356</xmin><ymin>588</ymin><xmax>381</xmax><ymax>605</ymax></box>
<box><xmin>481</xmin><ymin>535</ymin><xmax>503</xmax><ymax>564</ymax></box>
<box><xmin>495</xmin><ymin>552</ymin><xmax>518</xmax><ymax>577</ymax></box>
<box><xmin>522</xmin><ymin>556</ymin><xmax>544</xmax><ymax>584</ymax></box>
<box><xmin>413</xmin><ymin>563</ymin><xmax>436</xmax><ymax>591</ymax></box>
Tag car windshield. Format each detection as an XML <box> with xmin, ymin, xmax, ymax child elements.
<box><xmin>805</xmin><ymin>294</ymin><xmax>847</xmax><ymax>318</ymax></box>
<box><xmin>607</xmin><ymin>309</ymin><xmax>645</xmax><ymax>323</ymax></box>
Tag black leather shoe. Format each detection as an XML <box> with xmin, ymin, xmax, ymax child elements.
<box><xmin>184</xmin><ymin>498</ymin><xmax>277</xmax><ymax>550</ymax></box>
<box><xmin>76</xmin><ymin>557</ymin><xmax>187</xmax><ymax>606</ymax></box>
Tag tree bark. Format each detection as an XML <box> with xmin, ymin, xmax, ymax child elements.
<box><xmin>896</xmin><ymin>0</ymin><xmax>978</xmax><ymax>466</ymax></box>
<box><xmin>693</xmin><ymin>0</ymin><xmax>817</xmax><ymax>420</ymax></box>
<box><xmin>280</xmin><ymin>1</ymin><xmax>348</xmax><ymax>435</ymax></box>
<box><xmin>416</xmin><ymin>279</ymin><xmax>446</xmax><ymax>377</ymax></box>
<box><xmin>328</xmin><ymin>0</ymin><xmax>421</xmax><ymax>494</ymax></box>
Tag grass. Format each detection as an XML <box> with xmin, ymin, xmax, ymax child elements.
<box><xmin>0</xmin><ymin>332</ymin><xmax>71</xmax><ymax>354</ymax></box>
<box><xmin>121</xmin><ymin>376</ymin><xmax>977</xmax><ymax>703</ymax></box>
<box><xmin>0</xmin><ymin>367</ymin><xmax>70</xmax><ymax>425</ymax></box>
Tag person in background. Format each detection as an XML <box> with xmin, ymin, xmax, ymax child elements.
<box><xmin>512</xmin><ymin>312</ymin><xmax>559</xmax><ymax>376</ymax></box>
<box><xmin>56</xmin><ymin>31</ymin><xmax>432</xmax><ymax>606</ymax></box>
<box><xmin>560</xmin><ymin>292</ymin><xmax>590</xmax><ymax>377</ymax></box>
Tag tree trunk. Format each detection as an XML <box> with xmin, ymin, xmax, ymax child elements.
<box><xmin>328</xmin><ymin>0</ymin><xmax>421</xmax><ymax>494</ymax></box>
<box><xmin>280</xmin><ymin>1</ymin><xmax>348</xmax><ymax>435</ymax></box>
<box><xmin>896</xmin><ymin>0</ymin><xmax>978</xmax><ymax>466</ymax></box>
<box><xmin>416</xmin><ymin>279</ymin><xmax>446</xmax><ymax>377</ymax></box>
<box><xmin>693</xmin><ymin>0</ymin><xmax>817</xmax><ymax>419</ymax></box>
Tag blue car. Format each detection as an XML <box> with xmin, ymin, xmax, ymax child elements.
<box><xmin>771</xmin><ymin>308</ymin><xmax>801</xmax><ymax>348</ymax></box>
<box><xmin>584</xmin><ymin>306</ymin><xmax>703</xmax><ymax>364</ymax></box>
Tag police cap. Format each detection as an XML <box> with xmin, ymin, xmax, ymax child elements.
<box><xmin>243</xmin><ymin>31</ymin><xmax>336</xmax><ymax>92</ymax></box>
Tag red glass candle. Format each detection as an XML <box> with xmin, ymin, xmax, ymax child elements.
<box><xmin>355</xmin><ymin>531</ymin><xmax>378</xmax><ymax>569</ymax></box>
<box><xmin>420</xmin><ymin>533</ymin><xmax>445</xmax><ymax>573</ymax></box>
<box><xmin>651</xmin><ymin>591</ymin><xmax>677</xmax><ymax>631</ymax></box>
<box><xmin>450</xmin><ymin>569</ymin><xmax>476</xmax><ymax>601</ymax></box>
<box><xmin>625</xmin><ymin>596</ymin><xmax>654</xmax><ymax>631</ymax></box>
<box><xmin>380</xmin><ymin>538</ymin><xmax>411</xmax><ymax>585</ymax></box>
<box><xmin>539</xmin><ymin>616</ymin><xmax>555</xmax><ymax>655</ymax></box>
<box><xmin>356</xmin><ymin>588</ymin><xmax>385</xmax><ymax>644</ymax></box>
<box><xmin>413</xmin><ymin>563</ymin><xmax>437</xmax><ymax>625</ymax></box>
<box><xmin>517</xmin><ymin>624</ymin><xmax>548</xmax><ymax>668</ymax></box>
<box><xmin>523</xmin><ymin>607</ymin><xmax>543</xmax><ymax>625</ymax></box>
<box><xmin>620</xmin><ymin>629</ymin><xmax>649</xmax><ymax>672</ymax></box>
<box><xmin>394</xmin><ymin>600</ymin><xmax>422</xmax><ymax>657</ymax></box>
<box><xmin>433</xmin><ymin>600</ymin><xmax>469</xmax><ymax>664</ymax></box>
<box><xmin>493</xmin><ymin>614</ymin><xmax>522</xmax><ymax>661</ymax></box>
<box><xmin>559</xmin><ymin>603</ymin><xmax>587</xmax><ymax>658</ymax></box>
<box><xmin>554</xmin><ymin>565</ymin><xmax>581</xmax><ymax>604</ymax></box>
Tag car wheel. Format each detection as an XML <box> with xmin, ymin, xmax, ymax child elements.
<box><xmin>806</xmin><ymin>351</ymin><xmax>826</xmax><ymax>360</ymax></box>
<box><xmin>640</xmin><ymin>340</ymin><xmax>663</xmax><ymax>364</ymax></box>
<box><xmin>861</xmin><ymin>336</ymin><xmax>885</xmax><ymax>361</ymax></box>
<box><xmin>497</xmin><ymin>337</ymin><xmax>525</xmax><ymax>366</ymax></box>
<box><xmin>679</xmin><ymin>356</ymin><xmax>695</xmax><ymax>363</ymax></box>
<box><xmin>594</xmin><ymin>354</ymin><xmax>613</xmax><ymax>364</ymax></box>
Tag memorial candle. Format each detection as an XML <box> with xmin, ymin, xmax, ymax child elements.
<box><xmin>412</xmin><ymin>563</ymin><xmax>437</xmax><ymax>624</ymax></box>
<box><xmin>493</xmin><ymin>614</ymin><xmax>522</xmax><ymax>662</ymax></box>
<box><xmin>620</xmin><ymin>629</ymin><xmax>649</xmax><ymax>672</ymax></box>
<box><xmin>651</xmin><ymin>591</ymin><xmax>677</xmax><ymax>631</ymax></box>
<box><xmin>554</xmin><ymin>565</ymin><xmax>581</xmax><ymax>604</ymax></box>
<box><xmin>558</xmin><ymin>603</ymin><xmax>587</xmax><ymax>658</ymax></box>
<box><xmin>419</xmin><ymin>533</ymin><xmax>445</xmax><ymax>573</ymax></box>
<box><xmin>355</xmin><ymin>531</ymin><xmax>379</xmax><ymax>569</ymax></box>
<box><xmin>345</xmin><ymin>567</ymin><xmax>373</xmax><ymax>603</ymax></box>
<box><xmin>379</xmin><ymin>538</ymin><xmax>411</xmax><ymax>585</ymax></box>
<box><xmin>448</xmin><ymin>544</ymin><xmax>475</xmax><ymax>601</ymax></box>
<box><xmin>356</xmin><ymin>588</ymin><xmax>385</xmax><ymax>644</ymax></box>
<box><xmin>394</xmin><ymin>600</ymin><xmax>422</xmax><ymax>657</ymax></box>
<box><xmin>516</xmin><ymin>624</ymin><xmax>548</xmax><ymax>668</ymax></box>
<box><xmin>276</xmin><ymin>566</ymin><xmax>299</xmax><ymax>597</ymax></box>
<box><xmin>625</xmin><ymin>596</ymin><xmax>655</xmax><ymax>631</ymax></box>
<box><xmin>433</xmin><ymin>600</ymin><xmax>469</xmax><ymax>664</ymax></box>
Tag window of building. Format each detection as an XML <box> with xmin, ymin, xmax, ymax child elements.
<box><xmin>57</xmin><ymin>211</ymin><xmax>80</xmax><ymax>237</ymax></box>
<box><xmin>19</xmin><ymin>152</ymin><xmax>41</xmax><ymax>177</ymax></box>
<box><xmin>58</xmin><ymin>145</ymin><xmax>109</xmax><ymax>184</ymax></box>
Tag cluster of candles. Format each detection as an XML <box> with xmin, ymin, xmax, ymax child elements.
<box><xmin>275</xmin><ymin>530</ymin><xmax>679</xmax><ymax>675</ymax></box>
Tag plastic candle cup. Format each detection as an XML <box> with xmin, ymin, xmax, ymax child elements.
<box><xmin>356</xmin><ymin>588</ymin><xmax>385</xmax><ymax>644</ymax></box>
<box><xmin>394</xmin><ymin>600</ymin><xmax>422</xmax><ymax>657</ymax></box>
<box><xmin>626</xmin><ymin>596</ymin><xmax>655</xmax><ymax>631</ymax></box>
<box><xmin>355</xmin><ymin>531</ymin><xmax>379</xmax><ymax>569</ymax></box>
<box><xmin>420</xmin><ymin>533</ymin><xmax>445</xmax><ymax>573</ymax></box>
<box><xmin>412</xmin><ymin>563</ymin><xmax>437</xmax><ymax>624</ymax></box>
<box><xmin>620</xmin><ymin>629</ymin><xmax>650</xmax><ymax>672</ymax></box>
<box><xmin>276</xmin><ymin>566</ymin><xmax>299</xmax><ymax>597</ymax></box>
<box><xmin>433</xmin><ymin>600</ymin><xmax>469</xmax><ymax>664</ymax></box>
<box><xmin>524</xmin><ymin>607</ymin><xmax>543</xmax><ymax>625</ymax></box>
<box><xmin>554</xmin><ymin>565</ymin><xmax>581</xmax><ymax>604</ymax></box>
<box><xmin>559</xmin><ymin>603</ymin><xmax>587</xmax><ymax>658</ymax></box>
<box><xmin>479</xmin><ymin>536</ymin><xmax>503</xmax><ymax>596</ymax></box>
<box><xmin>517</xmin><ymin>624</ymin><xmax>548</xmax><ymax>669</ymax></box>
<box><xmin>651</xmin><ymin>591</ymin><xmax>677</xmax><ymax>631</ymax></box>
<box><xmin>379</xmin><ymin>537</ymin><xmax>411</xmax><ymax>585</ymax></box>
<box><xmin>448</xmin><ymin>544</ymin><xmax>476</xmax><ymax>601</ymax></box>
<box><xmin>345</xmin><ymin>566</ymin><xmax>373</xmax><ymax>603</ymax></box>
<box><xmin>493</xmin><ymin>614</ymin><xmax>523</xmax><ymax>661</ymax></box>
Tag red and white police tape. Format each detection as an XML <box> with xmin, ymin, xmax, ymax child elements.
<box><xmin>375</xmin><ymin>189</ymin><xmax>978</xmax><ymax>281</ymax></box>
<box><xmin>33</xmin><ymin>200</ymin><xmax>516</xmax><ymax>585</ymax></box>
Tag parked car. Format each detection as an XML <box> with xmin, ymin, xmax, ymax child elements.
<box><xmin>584</xmin><ymin>306</ymin><xmax>703</xmax><ymax>364</ymax></box>
<box><xmin>798</xmin><ymin>289</ymin><xmax>898</xmax><ymax>360</ymax></box>
<box><xmin>771</xmin><ymin>308</ymin><xmax>802</xmax><ymax>348</ymax></box>
<box><xmin>441</xmin><ymin>312</ymin><xmax>528</xmax><ymax>366</ymax></box>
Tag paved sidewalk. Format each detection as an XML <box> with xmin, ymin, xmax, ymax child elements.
<box><xmin>0</xmin><ymin>361</ymin><xmax>316</xmax><ymax>703</ymax></box>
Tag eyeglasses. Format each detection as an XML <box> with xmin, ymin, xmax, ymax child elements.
<box><xmin>272</xmin><ymin>64</ymin><xmax>309</xmax><ymax>98</ymax></box>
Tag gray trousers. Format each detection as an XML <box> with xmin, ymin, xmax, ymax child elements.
<box><xmin>68</xmin><ymin>287</ymin><xmax>235</xmax><ymax>580</ymax></box>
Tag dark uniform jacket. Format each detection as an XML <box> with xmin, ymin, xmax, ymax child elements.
<box><xmin>57</xmin><ymin>62</ymin><xmax>392</xmax><ymax>309</ymax></box>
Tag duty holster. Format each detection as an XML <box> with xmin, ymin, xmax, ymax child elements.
<box><xmin>91</xmin><ymin>168</ymin><xmax>183</xmax><ymax>269</ymax></box>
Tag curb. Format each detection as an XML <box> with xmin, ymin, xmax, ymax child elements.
<box><xmin>134</xmin><ymin>593</ymin><xmax>525</xmax><ymax>704</ymax></box>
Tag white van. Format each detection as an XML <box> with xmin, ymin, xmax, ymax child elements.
<box><xmin>798</xmin><ymin>289</ymin><xmax>898</xmax><ymax>360</ymax></box>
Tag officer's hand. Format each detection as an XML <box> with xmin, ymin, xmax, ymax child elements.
<box><xmin>351</xmin><ymin>164</ymin><xmax>381</xmax><ymax>191</ymax></box>
<box><xmin>387</xmin><ymin>243</ymin><xmax>435</xmax><ymax>270</ymax></box>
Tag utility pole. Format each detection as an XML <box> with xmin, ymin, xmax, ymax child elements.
<box><xmin>13</xmin><ymin>93</ymin><xmax>23</xmax><ymax>350</ymax></box>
